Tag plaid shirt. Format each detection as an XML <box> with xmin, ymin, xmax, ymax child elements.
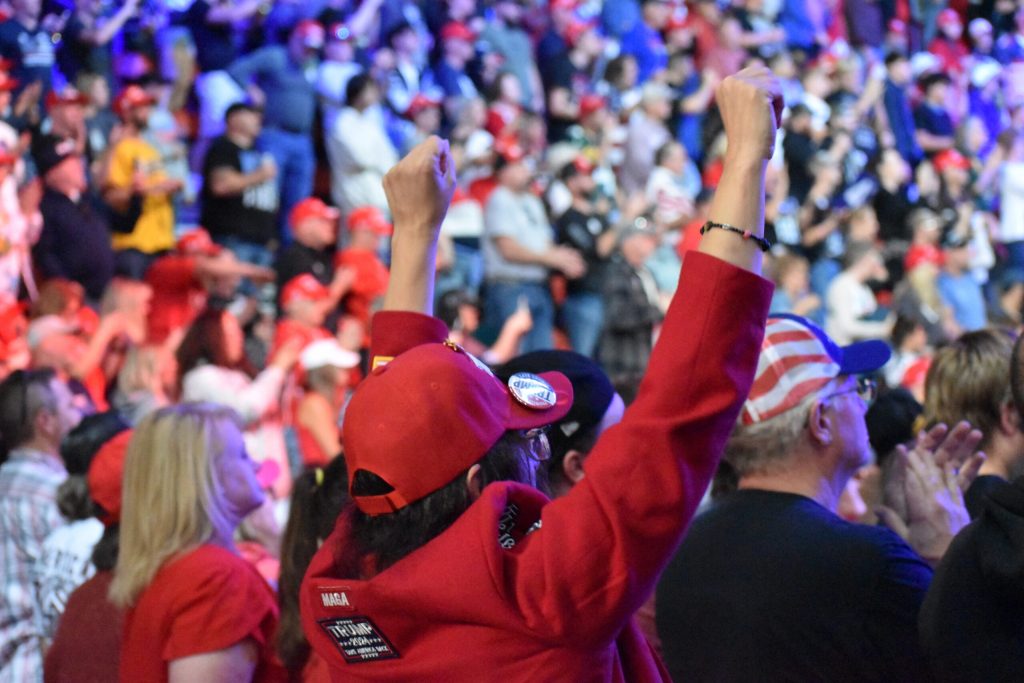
<box><xmin>0</xmin><ymin>449</ymin><xmax>66</xmax><ymax>683</ymax></box>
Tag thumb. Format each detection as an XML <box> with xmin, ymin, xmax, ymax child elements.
<box><xmin>875</xmin><ymin>506</ymin><xmax>910</xmax><ymax>541</ymax></box>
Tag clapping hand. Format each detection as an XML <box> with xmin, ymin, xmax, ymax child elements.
<box><xmin>876</xmin><ymin>422</ymin><xmax>984</xmax><ymax>565</ymax></box>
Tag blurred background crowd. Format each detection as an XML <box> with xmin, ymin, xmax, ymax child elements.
<box><xmin>2</xmin><ymin>0</ymin><xmax>1024</xmax><ymax>679</ymax></box>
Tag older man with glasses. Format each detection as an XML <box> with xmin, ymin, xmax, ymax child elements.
<box><xmin>0</xmin><ymin>369</ymin><xmax>83</xmax><ymax>682</ymax></box>
<box><xmin>657</xmin><ymin>313</ymin><xmax>981</xmax><ymax>682</ymax></box>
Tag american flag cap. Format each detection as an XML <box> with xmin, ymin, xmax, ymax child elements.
<box><xmin>741</xmin><ymin>314</ymin><xmax>891</xmax><ymax>425</ymax></box>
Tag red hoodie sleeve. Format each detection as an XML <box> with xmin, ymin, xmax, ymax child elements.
<box><xmin>487</xmin><ymin>251</ymin><xmax>773</xmax><ymax>646</ymax></box>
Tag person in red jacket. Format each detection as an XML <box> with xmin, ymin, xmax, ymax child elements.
<box><xmin>334</xmin><ymin>205</ymin><xmax>391</xmax><ymax>333</ymax></box>
<box><xmin>299</xmin><ymin>66</ymin><xmax>782</xmax><ymax>680</ymax></box>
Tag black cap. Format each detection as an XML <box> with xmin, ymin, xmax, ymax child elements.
<box><xmin>494</xmin><ymin>350</ymin><xmax>616</xmax><ymax>459</ymax></box>
<box><xmin>32</xmin><ymin>134</ymin><xmax>77</xmax><ymax>177</ymax></box>
<box><xmin>865</xmin><ymin>387</ymin><xmax>922</xmax><ymax>466</ymax></box>
<box><xmin>59</xmin><ymin>411</ymin><xmax>130</xmax><ymax>476</ymax></box>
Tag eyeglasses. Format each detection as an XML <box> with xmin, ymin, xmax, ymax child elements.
<box><xmin>820</xmin><ymin>377</ymin><xmax>877</xmax><ymax>405</ymax></box>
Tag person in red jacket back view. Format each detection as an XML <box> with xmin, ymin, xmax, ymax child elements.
<box><xmin>299</xmin><ymin>67</ymin><xmax>784</xmax><ymax>680</ymax></box>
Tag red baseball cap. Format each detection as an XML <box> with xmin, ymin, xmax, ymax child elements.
<box><xmin>87</xmin><ymin>430</ymin><xmax>133</xmax><ymax>526</ymax></box>
<box><xmin>177</xmin><ymin>227</ymin><xmax>223</xmax><ymax>256</ymax></box>
<box><xmin>665</xmin><ymin>12</ymin><xmax>689</xmax><ymax>33</ymax></box>
<box><xmin>494</xmin><ymin>134</ymin><xmax>525</xmax><ymax>164</ymax></box>
<box><xmin>572</xmin><ymin>154</ymin><xmax>595</xmax><ymax>175</ymax></box>
<box><xmin>440</xmin><ymin>21</ymin><xmax>475</xmax><ymax>43</ymax></box>
<box><xmin>294</xmin><ymin>19</ymin><xmax>326</xmax><ymax>48</ymax></box>
<box><xmin>113</xmin><ymin>85</ymin><xmax>156</xmax><ymax>119</ymax></box>
<box><xmin>343</xmin><ymin>342</ymin><xmax>573</xmax><ymax>514</ymax></box>
<box><xmin>281</xmin><ymin>273</ymin><xmax>331</xmax><ymax>307</ymax></box>
<box><xmin>0</xmin><ymin>144</ymin><xmax>17</xmax><ymax>166</ymax></box>
<box><xmin>289</xmin><ymin>197</ymin><xmax>340</xmax><ymax>228</ymax></box>
<box><xmin>932</xmin><ymin>148</ymin><xmax>970</xmax><ymax>173</ymax></box>
<box><xmin>0</xmin><ymin>71</ymin><xmax>19</xmax><ymax>92</ymax></box>
<box><xmin>549</xmin><ymin>0</ymin><xmax>578</xmax><ymax>11</ymax></box>
<box><xmin>937</xmin><ymin>8</ymin><xmax>961</xmax><ymax>28</ymax></box>
<box><xmin>405</xmin><ymin>92</ymin><xmax>441</xmax><ymax>118</ymax></box>
<box><xmin>741</xmin><ymin>314</ymin><xmax>890</xmax><ymax>425</ymax></box>
<box><xmin>563</xmin><ymin>20</ymin><xmax>597</xmax><ymax>48</ymax></box>
<box><xmin>347</xmin><ymin>205</ymin><xmax>393</xmax><ymax>235</ymax></box>
<box><xmin>579</xmin><ymin>93</ymin><xmax>606</xmax><ymax>119</ymax></box>
<box><xmin>45</xmin><ymin>86</ymin><xmax>88</xmax><ymax>112</ymax></box>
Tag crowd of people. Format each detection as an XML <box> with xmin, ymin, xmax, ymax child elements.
<box><xmin>3</xmin><ymin>0</ymin><xmax>1024</xmax><ymax>680</ymax></box>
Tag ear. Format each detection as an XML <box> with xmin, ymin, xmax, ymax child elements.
<box><xmin>562</xmin><ymin>450</ymin><xmax>587</xmax><ymax>485</ymax></box>
<box><xmin>464</xmin><ymin>464</ymin><xmax>483</xmax><ymax>501</ymax></box>
<box><xmin>1000</xmin><ymin>400</ymin><xmax>1021</xmax><ymax>436</ymax></box>
<box><xmin>806</xmin><ymin>400</ymin><xmax>833</xmax><ymax>448</ymax></box>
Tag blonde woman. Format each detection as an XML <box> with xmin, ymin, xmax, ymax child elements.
<box><xmin>112</xmin><ymin>345</ymin><xmax>172</xmax><ymax>423</ymax></box>
<box><xmin>109</xmin><ymin>403</ymin><xmax>285</xmax><ymax>682</ymax></box>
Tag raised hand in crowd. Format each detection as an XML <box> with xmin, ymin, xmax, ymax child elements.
<box><xmin>877</xmin><ymin>422</ymin><xmax>985</xmax><ymax>565</ymax></box>
<box><xmin>381</xmin><ymin>135</ymin><xmax>457</xmax><ymax>313</ymax></box>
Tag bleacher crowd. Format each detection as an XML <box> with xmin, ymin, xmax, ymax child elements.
<box><xmin>3</xmin><ymin>0</ymin><xmax>1024</xmax><ymax>680</ymax></box>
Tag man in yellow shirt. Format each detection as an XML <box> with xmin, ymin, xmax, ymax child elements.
<box><xmin>102</xmin><ymin>85</ymin><xmax>182</xmax><ymax>279</ymax></box>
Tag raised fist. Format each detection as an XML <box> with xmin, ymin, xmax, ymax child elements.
<box><xmin>715</xmin><ymin>66</ymin><xmax>784</xmax><ymax>163</ymax></box>
<box><xmin>382</xmin><ymin>136</ymin><xmax>457</xmax><ymax>243</ymax></box>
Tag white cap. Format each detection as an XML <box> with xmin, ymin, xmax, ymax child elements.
<box><xmin>910</xmin><ymin>52</ymin><xmax>941</xmax><ymax>79</ymax></box>
<box><xmin>301</xmin><ymin>339</ymin><xmax>360</xmax><ymax>370</ymax></box>
<box><xmin>971</xmin><ymin>61</ymin><xmax>1001</xmax><ymax>88</ymax></box>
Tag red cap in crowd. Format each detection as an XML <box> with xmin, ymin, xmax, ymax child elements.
<box><xmin>0</xmin><ymin>71</ymin><xmax>19</xmax><ymax>92</ymax></box>
<box><xmin>347</xmin><ymin>206</ymin><xmax>393</xmax><ymax>235</ymax></box>
<box><xmin>45</xmin><ymin>86</ymin><xmax>88</xmax><ymax>111</ymax></box>
<box><xmin>549</xmin><ymin>0</ymin><xmax>578</xmax><ymax>11</ymax></box>
<box><xmin>289</xmin><ymin>197</ymin><xmax>340</xmax><ymax>228</ymax></box>
<box><xmin>937</xmin><ymin>8</ymin><xmax>961</xmax><ymax>29</ymax></box>
<box><xmin>406</xmin><ymin>92</ymin><xmax>441</xmax><ymax>118</ymax></box>
<box><xmin>294</xmin><ymin>19</ymin><xmax>326</xmax><ymax>49</ymax></box>
<box><xmin>579</xmin><ymin>94</ymin><xmax>606</xmax><ymax>120</ymax></box>
<box><xmin>573</xmin><ymin>154</ymin><xmax>596</xmax><ymax>175</ymax></box>
<box><xmin>440</xmin><ymin>21</ymin><xmax>475</xmax><ymax>44</ymax></box>
<box><xmin>740</xmin><ymin>314</ymin><xmax>890</xmax><ymax>425</ymax></box>
<box><xmin>343</xmin><ymin>342</ymin><xmax>573</xmax><ymax>514</ymax></box>
<box><xmin>494</xmin><ymin>134</ymin><xmax>525</xmax><ymax>164</ymax></box>
<box><xmin>281</xmin><ymin>274</ymin><xmax>331</xmax><ymax>308</ymax></box>
<box><xmin>113</xmin><ymin>85</ymin><xmax>156</xmax><ymax>119</ymax></box>
<box><xmin>932</xmin><ymin>148</ymin><xmax>970</xmax><ymax>173</ymax></box>
<box><xmin>664</xmin><ymin>12</ymin><xmax>689</xmax><ymax>33</ymax></box>
<box><xmin>177</xmin><ymin>227</ymin><xmax>223</xmax><ymax>256</ymax></box>
<box><xmin>563</xmin><ymin>20</ymin><xmax>597</xmax><ymax>48</ymax></box>
<box><xmin>87</xmin><ymin>430</ymin><xmax>133</xmax><ymax>526</ymax></box>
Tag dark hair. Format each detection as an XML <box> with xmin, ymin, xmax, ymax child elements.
<box><xmin>865</xmin><ymin>387</ymin><xmax>922</xmax><ymax>467</ymax></box>
<box><xmin>224</xmin><ymin>102</ymin><xmax>259</xmax><ymax>121</ymax></box>
<box><xmin>436</xmin><ymin>289</ymin><xmax>477</xmax><ymax>329</ymax></box>
<box><xmin>0</xmin><ymin>368</ymin><xmax>57</xmax><ymax>460</ymax></box>
<box><xmin>277</xmin><ymin>457</ymin><xmax>351</xmax><ymax>674</ymax></box>
<box><xmin>891</xmin><ymin>315</ymin><xmax>922</xmax><ymax>349</ymax></box>
<box><xmin>385</xmin><ymin>20</ymin><xmax>414</xmax><ymax>48</ymax></box>
<box><xmin>175</xmin><ymin>307</ymin><xmax>255</xmax><ymax>392</ymax></box>
<box><xmin>654</xmin><ymin>140</ymin><xmax>681</xmax><ymax>166</ymax></box>
<box><xmin>56</xmin><ymin>412</ymin><xmax>129</xmax><ymax>522</ymax></box>
<box><xmin>345</xmin><ymin>431</ymin><xmax>534</xmax><ymax>575</ymax></box>
<box><xmin>91</xmin><ymin>523</ymin><xmax>120</xmax><ymax>572</ymax></box>
<box><xmin>345</xmin><ymin>73</ymin><xmax>376</xmax><ymax>107</ymax></box>
<box><xmin>604</xmin><ymin>54</ymin><xmax>635</xmax><ymax>87</ymax></box>
<box><xmin>884</xmin><ymin>50</ymin><xmax>907</xmax><ymax>66</ymax></box>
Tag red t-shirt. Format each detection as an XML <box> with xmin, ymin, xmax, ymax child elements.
<box><xmin>145</xmin><ymin>254</ymin><xmax>205</xmax><ymax>344</ymax></box>
<box><xmin>334</xmin><ymin>249</ymin><xmax>389</xmax><ymax>329</ymax></box>
<box><xmin>120</xmin><ymin>544</ymin><xmax>286</xmax><ymax>683</ymax></box>
<box><xmin>45</xmin><ymin>571</ymin><xmax>123</xmax><ymax>683</ymax></box>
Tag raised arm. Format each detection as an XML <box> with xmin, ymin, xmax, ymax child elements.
<box><xmin>380</xmin><ymin>136</ymin><xmax>456</xmax><ymax>315</ymax></box>
<box><xmin>697</xmin><ymin>66</ymin><xmax>782</xmax><ymax>276</ymax></box>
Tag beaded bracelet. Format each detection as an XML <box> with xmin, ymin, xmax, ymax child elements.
<box><xmin>699</xmin><ymin>221</ymin><xmax>772</xmax><ymax>253</ymax></box>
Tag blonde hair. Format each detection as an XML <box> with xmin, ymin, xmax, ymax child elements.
<box><xmin>117</xmin><ymin>345</ymin><xmax>163</xmax><ymax>395</ymax></box>
<box><xmin>109</xmin><ymin>403</ymin><xmax>243</xmax><ymax>608</ymax></box>
<box><xmin>101</xmin><ymin>278</ymin><xmax>153</xmax><ymax>343</ymax></box>
<box><xmin>924</xmin><ymin>329</ymin><xmax>1015</xmax><ymax>448</ymax></box>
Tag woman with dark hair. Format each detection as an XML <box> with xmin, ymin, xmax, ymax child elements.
<box><xmin>177</xmin><ymin>306</ymin><xmax>301</xmax><ymax>496</ymax></box>
<box><xmin>276</xmin><ymin>457</ymin><xmax>350</xmax><ymax>681</ymax></box>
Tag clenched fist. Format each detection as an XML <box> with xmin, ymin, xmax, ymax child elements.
<box><xmin>715</xmin><ymin>66</ymin><xmax>784</xmax><ymax>163</ymax></box>
<box><xmin>382</xmin><ymin>136</ymin><xmax>457</xmax><ymax>243</ymax></box>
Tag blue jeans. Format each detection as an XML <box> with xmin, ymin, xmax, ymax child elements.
<box><xmin>483</xmin><ymin>281</ymin><xmax>554</xmax><ymax>354</ymax></box>
<box><xmin>114</xmin><ymin>249</ymin><xmax>161</xmax><ymax>280</ymax></box>
<box><xmin>259</xmin><ymin>127</ymin><xmax>315</xmax><ymax>240</ymax></box>
<box><xmin>214</xmin><ymin>235</ymin><xmax>275</xmax><ymax>300</ymax></box>
<box><xmin>562</xmin><ymin>291</ymin><xmax>605</xmax><ymax>358</ymax></box>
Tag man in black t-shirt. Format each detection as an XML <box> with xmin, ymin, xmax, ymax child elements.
<box><xmin>541</xmin><ymin>21</ymin><xmax>604</xmax><ymax>144</ymax></box>
<box><xmin>656</xmin><ymin>314</ymin><xmax>976</xmax><ymax>683</ymax></box>
<box><xmin>201</xmin><ymin>102</ymin><xmax>279</xmax><ymax>268</ymax></box>
<box><xmin>555</xmin><ymin>155</ymin><xmax>614</xmax><ymax>357</ymax></box>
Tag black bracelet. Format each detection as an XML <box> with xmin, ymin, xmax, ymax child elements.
<box><xmin>699</xmin><ymin>221</ymin><xmax>772</xmax><ymax>252</ymax></box>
